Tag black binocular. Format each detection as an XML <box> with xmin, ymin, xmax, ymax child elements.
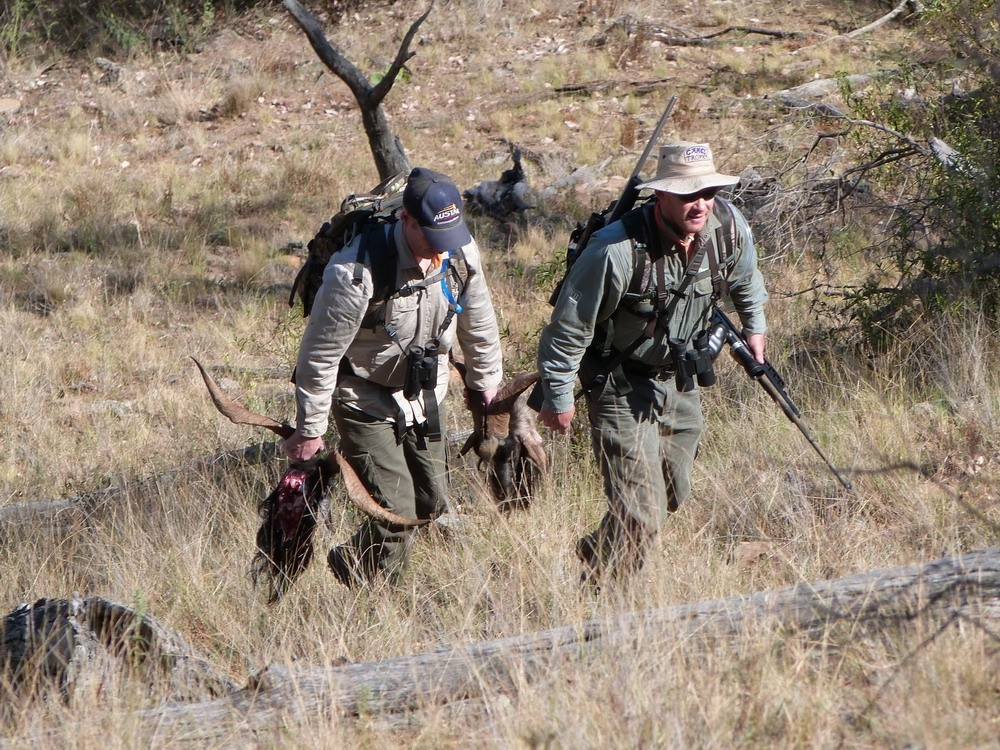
<box><xmin>670</xmin><ymin>324</ymin><xmax>727</xmax><ymax>392</ymax></box>
<box><xmin>403</xmin><ymin>343</ymin><xmax>439</xmax><ymax>401</ymax></box>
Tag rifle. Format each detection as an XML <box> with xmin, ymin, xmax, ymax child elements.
<box><xmin>547</xmin><ymin>95</ymin><xmax>678</xmax><ymax>306</ymax></box>
<box><xmin>529</xmin><ymin>96</ymin><xmax>677</xmax><ymax>413</ymax></box>
<box><xmin>711</xmin><ymin>306</ymin><xmax>853</xmax><ymax>490</ymax></box>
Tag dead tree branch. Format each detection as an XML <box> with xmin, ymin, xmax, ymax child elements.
<box><xmin>589</xmin><ymin>15</ymin><xmax>804</xmax><ymax>49</ymax></box>
<box><xmin>552</xmin><ymin>77</ymin><xmax>672</xmax><ymax>95</ymax></box>
<box><xmin>282</xmin><ymin>0</ymin><xmax>433</xmax><ymax>179</ymax></box>
<box><xmin>699</xmin><ymin>25</ymin><xmax>806</xmax><ymax>41</ymax></box>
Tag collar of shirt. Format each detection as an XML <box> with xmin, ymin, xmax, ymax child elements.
<box><xmin>394</xmin><ymin>220</ymin><xmax>443</xmax><ymax>275</ymax></box>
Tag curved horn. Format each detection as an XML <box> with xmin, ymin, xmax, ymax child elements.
<box><xmin>330</xmin><ymin>451</ymin><xmax>430</xmax><ymax>528</ymax></box>
<box><xmin>192</xmin><ymin>357</ymin><xmax>294</xmax><ymax>439</ymax></box>
<box><xmin>486</xmin><ymin>372</ymin><xmax>538</xmax><ymax>414</ymax></box>
<box><xmin>192</xmin><ymin>357</ymin><xmax>428</xmax><ymax>528</ymax></box>
<box><xmin>487</xmin><ymin>371</ymin><xmax>539</xmax><ymax>415</ymax></box>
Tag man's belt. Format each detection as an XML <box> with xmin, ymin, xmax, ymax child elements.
<box><xmin>620</xmin><ymin>358</ymin><xmax>675</xmax><ymax>381</ymax></box>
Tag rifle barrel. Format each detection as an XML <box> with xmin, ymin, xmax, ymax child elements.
<box><xmin>630</xmin><ymin>95</ymin><xmax>678</xmax><ymax>182</ymax></box>
<box><xmin>713</xmin><ymin>307</ymin><xmax>852</xmax><ymax>490</ymax></box>
<box><xmin>756</xmin><ymin>376</ymin><xmax>853</xmax><ymax>490</ymax></box>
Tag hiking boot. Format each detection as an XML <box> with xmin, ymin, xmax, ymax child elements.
<box><xmin>327</xmin><ymin>546</ymin><xmax>360</xmax><ymax>589</ymax></box>
<box><xmin>576</xmin><ymin>534</ymin><xmax>602</xmax><ymax>589</ymax></box>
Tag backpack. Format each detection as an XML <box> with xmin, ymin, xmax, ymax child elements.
<box><xmin>289</xmin><ymin>172</ymin><xmax>408</xmax><ymax>317</ymax></box>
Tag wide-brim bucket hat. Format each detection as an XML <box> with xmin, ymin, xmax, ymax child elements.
<box><xmin>636</xmin><ymin>142</ymin><xmax>739</xmax><ymax>195</ymax></box>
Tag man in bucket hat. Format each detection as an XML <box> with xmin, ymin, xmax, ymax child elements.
<box><xmin>536</xmin><ymin>142</ymin><xmax>768</xmax><ymax>585</ymax></box>
<box><xmin>283</xmin><ymin>166</ymin><xmax>503</xmax><ymax>588</ymax></box>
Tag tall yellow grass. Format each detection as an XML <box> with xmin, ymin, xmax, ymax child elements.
<box><xmin>1</xmin><ymin>1</ymin><xmax>997</xmax><ymax>747</ymax></box>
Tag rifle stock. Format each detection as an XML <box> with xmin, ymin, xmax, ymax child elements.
<box><xmin>711</xmin><ymin>307</ymin><xmax>852</xmax><ymax>490</ymax></box>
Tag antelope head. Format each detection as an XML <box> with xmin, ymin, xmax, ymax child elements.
<box><xmin>455</xmin><ymin>364</ymin><xmax>548</xmax><ymax>510</ymax></box>
<box><xmin>192</xmin><ymin>357</ymin><xmax>428</xmax><ymax>529</ymax></box>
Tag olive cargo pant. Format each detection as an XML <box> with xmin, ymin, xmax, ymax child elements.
<box><xmin>579</xmin><ymin>361</ymin><xmax>704</xmax><ymax>582</ymax></box>
<box><xmin>332</xmin><ymin>404</ymin><xmax>448</xmax><ymax>586</ymax></box>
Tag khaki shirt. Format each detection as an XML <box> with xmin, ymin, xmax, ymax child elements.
<box><xmin>537</xmin><ymin>201</ymin><xmax>768</xmax><ymax>414</ymax></box>
<box><xmin>294</xmin><ymin>221</ymin><xmax>503</xmax><ymax>438</ymax></box>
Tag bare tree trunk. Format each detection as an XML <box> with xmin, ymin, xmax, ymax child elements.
<box><xmin>9</xmin><ymin>546</ymin><xmax>985</xmax><ymax>745</ymax></box>
<box><xmin>282</xmin><ymin>0</ymin><xmax>433</xmax><ymax>180</ymax></box>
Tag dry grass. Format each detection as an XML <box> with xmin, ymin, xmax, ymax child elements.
<box><xmin>1</xmin><ymin>0</ymin><xmax>998</xmax><ymax>746</ymax></box>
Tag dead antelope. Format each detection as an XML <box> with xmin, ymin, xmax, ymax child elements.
<box><xmin>454</xmin><ymin>363</ymin><xmax>548</xmax><ymax>511</ymax></box>
<box><xmin>192</xmin><ymin>358</ymin><xmax>426</xmax><ymax>603</ymax></box>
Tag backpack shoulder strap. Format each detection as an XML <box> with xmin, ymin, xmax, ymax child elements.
<box><xmin>709</xmin><ymin>198</ymin><xmax>736</xmax><ymax>299</ymax></box>
<box><xmin>619</xmin><ymin>204</ymin><xmax>653</xmax><ymax>296</ymax></box>
<box><xmin>352</xmin><ymin>219</ymin><xmax>397</xmax><ymax>302</ymax></box>
<box><xmin>352</xmin><ymin>220</ymin><xmax>400</xmax><ymax>332</ymax></box>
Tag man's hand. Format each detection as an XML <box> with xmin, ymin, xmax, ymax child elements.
<box><xmin>746</xmin><ymin>332</ymin><xmax>766</xmax><ymax>364</ymax></box>
<box><xmin>463</xmin><ymin>387</ymin><xmax>498</xmax><ymax>411</ymax></box>
<box><xmin>539</xmin><ymin>405</ymin><xmax>574</xmax><ymax>434</ymax></box>
<box><xmin>281</xmin><ymin>431</ymin><xmax>325</xmax><ymax>463</ymax></box>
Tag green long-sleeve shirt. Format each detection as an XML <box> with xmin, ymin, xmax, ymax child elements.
<box><xmin>537</xmin><ymin>201</ymin><xmax>768</xmax><ymax>413</ymax></box>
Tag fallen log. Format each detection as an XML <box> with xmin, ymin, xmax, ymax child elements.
<box><xmin>840</xmin><ymin>0</ymin><xmax>924</xmax><ymax>40</ymax></box>
<box><xmin>47</xmin><ymin>546</ymin><xmax>998</xmax><ymax>744</ymax></box>
<box><xmin>1</xmin><ymin>597</ymin><xmax>237</xmax><ymax>703</ymax></box>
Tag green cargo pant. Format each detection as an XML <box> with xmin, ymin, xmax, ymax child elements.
<box><xmin>331</xmin><ymin>404</ymin><xmax>448</xmax><ymax>586</ymax></box>
<box><xmin>579</xmin><ymin>359</ymin><xmax>704</xmax><ymax>582</ymax></box>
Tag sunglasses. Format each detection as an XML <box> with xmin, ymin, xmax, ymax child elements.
<box><xmin>676</xmin><ymin>187</ymin><xmax>721</xmax><ymax>202</ymax></box>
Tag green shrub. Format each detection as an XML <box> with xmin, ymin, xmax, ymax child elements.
<box><xmin>3</xmin><ymin>0</ymin><xmax>263</xmax><ymax>57</ymax></box>
<box><xmin>833</xmin><ymin>4</ymin><xmax>1000</xmax><ymax>347</ymax></box>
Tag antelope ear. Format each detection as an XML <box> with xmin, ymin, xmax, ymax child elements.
<box><xmin>519</xmin><ymin>435</ymin><xmax>549</xmax><ymax>473</ymax></box>
<box><xmin>192</xmin><ymin>357</ymin><xmax>294</xmax><ymax>439</ymax></box>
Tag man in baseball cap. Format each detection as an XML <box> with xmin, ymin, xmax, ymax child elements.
<box><xmin>283</xmin><ymin>165</ymin><xmax>502</xmax><ymax>589</ymax></box>
<box><xmin>402</xmin><ymin>167</ymin><xmax>473</xmax><ymax>253</ymax></box>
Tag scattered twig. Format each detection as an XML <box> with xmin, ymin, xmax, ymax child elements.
<box><xmin>842</xmin><ymin>0</ymin><xmax>923</xmax><ymax>40</ymax></box>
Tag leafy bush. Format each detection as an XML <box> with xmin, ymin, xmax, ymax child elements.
<box><xmin>834</xmin><ymin>3</ymin><xmax>1000</xmax><ymax>347</ymax></box>
<box><xmin>1</xmin><ymin>0</ymin><xmax>264</xmax><ymax>57</ymax></box>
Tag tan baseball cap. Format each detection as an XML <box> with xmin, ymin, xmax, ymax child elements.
<box><xmin>636</xmin><ymin>142</ymin><xmax>739</xmax><ymax>195</ymax></box>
